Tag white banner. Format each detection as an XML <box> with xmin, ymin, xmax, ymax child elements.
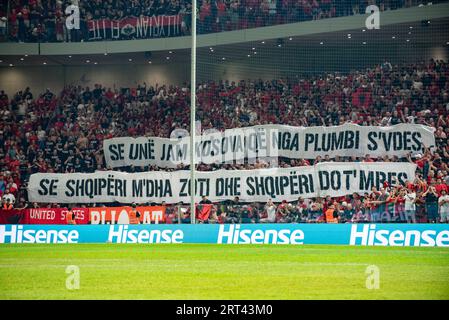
<box><xmin>28</xmin><ymin>162</ymin><xmax>416</xmax><ymax>204</ymax></box>
<box><xmin>103</xmin><ymin>123</ymin><xmax>435</xmax><ymax>168</ymax></box>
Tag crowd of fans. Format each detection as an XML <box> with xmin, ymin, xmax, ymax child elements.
<box><xmin>164</xmin><ymin>187</ymin><xmax>449</xmax><ymax>224</ymax></box>
<box><xmin>1</xmin><ymin>59</ymin><xmax>449</xmax><ymax>223</ymax></box>
<box><xmin>0</xmin><ymin>0</ymin><xmax>440</xmax><ymax>42</ymax></box>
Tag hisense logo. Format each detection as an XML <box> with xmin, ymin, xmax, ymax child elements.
<box><xmin>350</xmin><ymin>224</ymin><xmax>449</xmax><ymax>247</ymax></box>
<box><xmin>217</xmin><ymin>224</ymin><xmax>304</xmax><ymax>244</ymax></box>
<box><xmin>0</xmin><ymin>225</ymin><xmax>79</xmax><ymax>243</ymax></box>
<box><xmin>107</xmin><ymin>225</ymin><xmax>184</xmax><ymax>243</ymax></box>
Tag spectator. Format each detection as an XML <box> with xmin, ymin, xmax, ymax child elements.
<box><xmin>1</xmin><ymin>189</ymin><xmax>15</xmax><ymax>209</ymax></box>
<box><xmin>260</xmin><ymin>198</ymin><xmax>277</xmax><ymax>223</ymax></box>
<box><xmin>240</xmin><ymin>205</ymin><xmax>253</xmax><ymax>223</ymax></box>
<box><xmin>307</xmin><ymin>198</ymin><xmax>323</xmax><ymax>223</ymax></box>
<box><xmin>0</xmin><ymin>16</ymin><xmax>7</xmax><ymax>40</ymax></box>
<box><xmin>172</xmin><ymin>202</ymin><xmax>187</xmax><ymax>224</ymax></box>
<box><xmin>340</xmin><ymin>202</ymin><xmax>355</xmax><ymax>223</ymax></box>
<box><xmin>438</xmin><ymin>189</ymin><xmax>449</xmax><ymax>223</ymax></box>
<box><xmin>222</xmin><ymin>198</ymin><xmax>240</xmax><ymax>223</ymax></box>
<box><xmin>404</xmin><ymin>188</ymin><xmax>417</xmax><ymax>223</ymax></box>
<box><xmin>199</xmin><ymin>195</ymin><xmax>212</xmax><ymax>204</ymax></box>
<box><xmin>422</xmin><ymin>186</ymin><xmax>439</xmax><ymax>223</ymax></box>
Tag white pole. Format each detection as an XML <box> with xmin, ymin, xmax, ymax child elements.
<box><xmin>190</xmin><ymin>0</ymin><xmax>197</xmax><ymax>224</ymax></box>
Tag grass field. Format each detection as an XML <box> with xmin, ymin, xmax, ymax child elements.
<box><xmin>0</xmin><ymin>244</ymin><xmax>449</xmax><ymax>300</ymax></box>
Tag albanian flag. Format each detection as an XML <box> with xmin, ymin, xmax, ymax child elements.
<box><xmin>196</xmin><ymin>204</ymin><xmax>213</xmax><ymax>222</ymax></box>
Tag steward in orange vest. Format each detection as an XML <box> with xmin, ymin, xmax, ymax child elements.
<box><xmin>66</xmin><ymin>209</ymin><xmax>76</xmax><ymax>225</ymax></box>
<box><xmin>2</xmin><ymin>203</ymin><xmax>13</xmax><ymax>210</ymax></box>
<box><xmin>2</xmin><ymin>196</ymin><xmax>13</xmax><ymax>210</ymax></box>
<box><xmin>325</xmin><ymin>206</ymin><xmax>339</xmax><ymax>223</ymax></box>
<box><xmin>129</xmin><ymin>203</ymin><xmax>141</xmax><ymax>224</ymax></box>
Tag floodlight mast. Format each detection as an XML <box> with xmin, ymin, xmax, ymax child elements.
<box><xmin>190</xmin><ymin>0</ymin><xmax>197</xmax><ymax>224</ymax></box>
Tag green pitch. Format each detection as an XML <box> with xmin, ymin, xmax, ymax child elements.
<box><xmin>0</xmin><ymin>244</ymin><xmax>448</xmax><ymax>300</ymax></box>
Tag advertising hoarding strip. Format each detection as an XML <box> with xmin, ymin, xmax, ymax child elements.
<box><xmin>1</xmin><ymin>224</ymin><xmax>448</xmax><ymax>247</ymax></box>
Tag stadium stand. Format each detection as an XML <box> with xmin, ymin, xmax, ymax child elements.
<box><xmin>2</xmin><ymin>0</ymin><xmax>447</xmax><ymax>42</ymax></box>
<box><xmin>1</xmin><ymin>59</ymin><xmax>449</xmax><ymax>223</ymax></box>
